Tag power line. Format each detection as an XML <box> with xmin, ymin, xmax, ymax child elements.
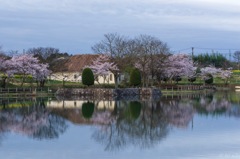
<box><xmin>194</xmin><ymin>47</ymin><xmax>240</xmax><ymax>51</ymax></box>
<box><xmin>173</xmin><ymin>47</ymin><xmax>240</xmax><ymax>54</ymax></box>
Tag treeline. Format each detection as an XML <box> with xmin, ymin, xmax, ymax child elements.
<box><xmin>193</xmin><ymin>53</ymin><xmax>230</xmax><ymax>68</ymax></box>
<box><xmin>1</xmin><ymin>34</ymin><xmax>240</xmax><ymax>87</ymax></box>
<box><xmin>0</xmin><ymin>46</ymin><xmax>71</xmax><ymax>71</ymax></box>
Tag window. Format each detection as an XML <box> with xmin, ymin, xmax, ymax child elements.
<box><xmin>110</xmin><ymin>74</ymin><xmax>113</xmax><ymax>81</ymax></box>
<box><xmin>74</xmin><ymin>74</ymin><xmax>77</xmax><ymax>79</ymax></box>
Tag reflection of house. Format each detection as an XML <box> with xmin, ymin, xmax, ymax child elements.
<box><xmin>49</xmin><ymin>54</ymin><xmax>116</xmax><ymax>84</ymax></box>
<box><xmin>47</xmin><ymin>100</ymin><xmax>115</xmax><ymax>110</ymax></box>
<box><xmin>47</xmin><ymin>100</ymin><xmax>116</xmax><ymax>125</ymax></box>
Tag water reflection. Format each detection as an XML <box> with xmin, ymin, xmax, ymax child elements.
<box><xmin>92</xmin><ymin>100</ymin><xmax>169</xmax><ymax>151</ymax></box>
<box><xmin>0</xmin><ymin>91</ymin><xmax>240</xmax><ymax>151</ymax></box>
<box><xmin>48</xmin><ymin>91</ymin><xmax>240</xmax><ymax>151</ymax></box>
<box><xmin>0</xmin><ymin>98</ymin><xmax>68</xmax><ymax>140</ymax></box>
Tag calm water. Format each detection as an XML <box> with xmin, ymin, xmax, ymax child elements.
<box><xmin>0</xmin><ymin>91</ymin><xmax>240</xmax><ymax>159</ymax></box>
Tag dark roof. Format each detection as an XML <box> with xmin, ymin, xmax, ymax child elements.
<box><xmin>50</xmin><ymin>54</ymin><xmax>99</xmax><ymax>73</ymax></box>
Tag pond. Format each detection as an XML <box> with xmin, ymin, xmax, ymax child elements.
<box><xmin>0</xmin><ymin>91</ymin><xmax>240</xmax><ymax>159</ymax></box>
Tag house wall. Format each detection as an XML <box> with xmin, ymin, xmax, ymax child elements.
<box><xmin>49</xmin><ymin>72</ymin><xmax>116</xmax><ymax>84</ymax></box>
<box><xmin>47</xmin><ymin>100</ymin><xmax>115</xmax><ymax>110</ymax></box>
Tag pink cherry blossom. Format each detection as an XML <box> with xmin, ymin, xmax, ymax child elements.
<box><xmin>87</xmin><ymin>54</ymin><xmax>118</xmax><ymax>83</ymax></box>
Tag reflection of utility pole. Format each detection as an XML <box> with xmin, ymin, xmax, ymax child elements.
<box><xmin>192</xmin><ymin>117</ymin><xmax>194</xmax><ymax>130</ymax></box>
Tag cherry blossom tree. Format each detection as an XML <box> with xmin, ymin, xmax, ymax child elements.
<box><xmin>200</xmin><ymin>66</ymin><xmax>221</xmax><ymax>83</ymax></box>
<box><xmin>32</xmin><ymin>63</ymin><xmax>51</xmax><ymax>87</ymax></box>
<box><xmin>219</xmin><ymin>69</ymin><xmax>232</xmax><ymax>84</ymax></box>
<box><xmin>0</xmin><ymin>56</ymin><xmax>8</xmax><ymax>88</ymax></box>
<box><xmin>87</xmin><ymin>54</ymin><xmax>118</xmax><ymax>84</ymax></box>
<box><xmin>163</xmin><ymin>54</ymin><xmax>196</xmax><ymax>82</ymax></box>
<box><xmin>5</xmin><ymin>54</ymin><xmax>50</xmax><ymax>87</ymax></box>
<box><xmin>200</xmin><ymin>66</ymin><xmax>232</xmax><ymax>84</ymax></box>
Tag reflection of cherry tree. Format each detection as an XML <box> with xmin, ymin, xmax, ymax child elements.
<box><xmin>90</xmin><ymin>93</ymin><xmax>239</xmax><ymax>151</ymax></box>
<box><xmin>0</xmin><ymin>102</ymin><xmax>68</xmax><ymax>139</ymax></box>
<box><xmin>158</xmin><ymin>100</ymin><xmax>195</xmax><ymax>128</ymax></box>
<box><xmin>91</xmin><ymin>101</ymin><xmax>170</xmax><ymax>151</ymax></box>
<box><xmin>195</xmin><ymin>94</ymin><xmax>231</xmax><ymax>115</ymax></box>
<box><xmin>91</xmin><ymin>111</ymin><xmax>116</xmax><ymax>125</ymax></box>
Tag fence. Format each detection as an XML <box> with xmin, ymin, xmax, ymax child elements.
<box><xmin>160</xmin><ymin>85</ymin><xmax>224</xmax><ymax>91</ymax></box>
<box><xmin>0</xmin><ymin>88</ymin><xmax>33</xmax><ymax>93</ymax></box>
<box><xmin>0</xmin><ymin>87</ymin><xmax>53</xmax><ymax>97</ymax></box>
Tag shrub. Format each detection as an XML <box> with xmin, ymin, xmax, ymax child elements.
<box><xmin>129</xmin><ymin>68</ymin><xmax>141</xmax><ymax>87</ymax></box>
<box><xmin>172</xmin><ymin>76</ymin><xmax>182</xmax><ymax>84</ymax></box>
<box><xmin>188</xmin><ymin>76</ymin><xmax>196</xmax><ymax>83</ymax></box>
<box><xmin>205</xmin><ymin>74</ymin><xmax>213</xmax><ymax>84</ymax></box>
<box><xmin>82</xmin><ymin>68</ymin><xmax>94</xmax><ymax>86</ymax></box>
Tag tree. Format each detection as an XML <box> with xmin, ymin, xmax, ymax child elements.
<box><xmin>0</xmin><ymin>56</ymin><xmax>8</xmax><ymax>88</ymax></box>
<box><xmin>219</xmin><ymin>69</ymin><xmax>232</xmax><ymax>85</ymax></box>
<box><xmin>32</xmin><ymin>63</ymin><xmax>51</xmax><ymax>87</ymax></box>
<box><xmin>26</xmin><ymin>47</ymin><xmax>70</xmax><ymax>73</ymax></box>
<box><xmin>134</xmin><ymin>35</ymin><xmax>170</xmax><ymax>87</ymax></box>
<box><xmin>200</xmin><ymin>66</ymin><xmax>220</xmax><ymax>84</ymax></box>
<box><xmin>82</xmin><ymin>68</ymin><xmax>94</xmax><ymax>86</ymax></box>
<box><xmin>5</xmin><ymin>54</ymin><xmax>50</xmax><ymax>87</ymax></box>
<box><xmin>233</xmin><ymin>51</ymin><xmax>240</xmax><ymax>70</ymax></box>
<box><xmin>163</xmin><ymin>54</ymin><xmax>196</xmax><ymax>82</ymax></box>
<box><xmin>188</xmin><ymin>76</ymin><xmax>196</xmax><ymax>84</ymax></box>
<box><xmin>193</xmin><ymin>52</ymin><xmax>230</xmax><ymax>68</ymax></box>
<box><xmin>0</xmin><ymin>46</ymin><xmax>4</xmax><ymax>56</ymax></box>
<box><xmin>26</xmin><ymin>47</ymin><xmax>60</xmax><ymax>60</ymax></box>
<box><xmin>129</xmin><ymin>68</ymin><xmax>141</xmax><ymax>86</ymax></box>
<box><xmin>87</xmin><ymin>54</ymin><xmax>118</xmax><ymax>84</ymax></box>
<box><xmin>92</xmin><ymin>33</ymin><xmax>170</xmax><ymax>87</ymax></box>
<box><xmin>172</xmin><ymin>75</ymin><xmax>182</xmax><ymax>84</ymax></box>
<box><xmin>204</xmin><ymin>74</ymin><xmax>213</xmax><ymax>84</ymax></box>
<box><xmin>92</xmin><ymin>33</ymin><xmax>127</xmax><ymax>88</ymax></box>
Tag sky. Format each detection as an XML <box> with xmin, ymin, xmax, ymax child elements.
<box><xmin>0</xmin><ymin>0</ymin><xmax>240</xmax><ymax>55</ymax></box>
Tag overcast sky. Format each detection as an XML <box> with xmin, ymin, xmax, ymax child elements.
<box><xmin>0</xmin><ymin>0</ymin><xmax>240</xmax><ymax>55</ymax></box>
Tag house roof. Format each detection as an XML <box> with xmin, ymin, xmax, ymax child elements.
<box><xmin>51</xmin><ymin>54</ymin><xmax>99</xmax><ymax>73</ymax></box>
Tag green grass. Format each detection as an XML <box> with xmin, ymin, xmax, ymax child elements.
<box><xmin>1</xmin><ymin>74</ymin><xmax>240</xmax><ymax>93</ymax></box>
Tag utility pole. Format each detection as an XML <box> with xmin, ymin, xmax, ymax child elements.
<box><xmin>191</xmin><ymin>47</ymin><xmax>194</xmax><ymax>60</ymax></box>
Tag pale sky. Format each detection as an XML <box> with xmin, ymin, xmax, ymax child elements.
<box><xmin>0</xmin><ymin>0</ymin><xmax>240</xmax><ymax>54</ymax></box>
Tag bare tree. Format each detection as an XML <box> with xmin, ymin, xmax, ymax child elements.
<box><xmin>92</xmin><ymin>33</ymin><xmax>128</xmax><ymax>88</ymax></box>
<box><xmin>134</xmin><ymin>35</ymin><xmax>170</xmax><ymax>87</ymax></box>
<box><xmin>26</xmin><ymin>47</ymin><xmax>60</xmax><ymax>59</ymax></box>
<box><xmin>0</xmin><ymin>46</ymin><xmax>4</xmax><ymax>55</ymax></box>
<box><xmin>92</xmin><ymin>33</ymin><xmax>170</xmax><ymax>87</ymax></box>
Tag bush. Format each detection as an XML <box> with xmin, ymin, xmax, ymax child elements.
<box><xmin>205</xmin><ymin>74</ymin><xmax>213</xmax><ymax>84</ymax></box>
<box><xmin>188</xmin><ymin>76</ymin><xmax>196</xmax><ymax>83</ymax></box>
<box><xmin>172</xmin><ymin>76</ymin><xmax>182</xmax><ymax>84</ymax></box>
<box><xmin>82</xmin><ymin>68</ymin><xmax>94</xmax><ymax>86</ymax></box>
<box><xmin>129</xmin><ymin>68</ymin><xmax>141</xmax><ymax>86</ymax></box>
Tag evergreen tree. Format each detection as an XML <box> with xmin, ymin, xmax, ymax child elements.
<box><xmin>82</xmin><ymin>68</ymin><xmax>94</xmax><ymax>86</ymax></box>
<box><xmin>204</xmin><ymin>74</ymin><xmax>213</xmax><ymax>84</ymax></box>
<box><xmin>130</xmin><ymin>68</ymin><xmax>141</xmax><ymax>86</ymax></box>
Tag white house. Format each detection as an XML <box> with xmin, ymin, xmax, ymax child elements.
<box><xmin>49</xmin><ymin>54</ymin><xmax>116</xmax><ymax>84</ymax></box>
